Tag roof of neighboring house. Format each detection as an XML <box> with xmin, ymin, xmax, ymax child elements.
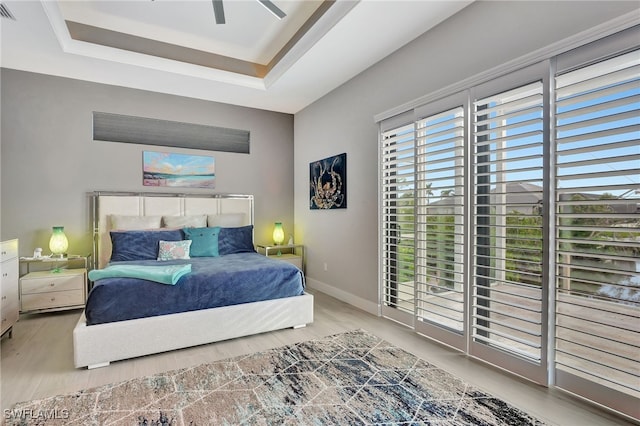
<box><xmin>424</xmin><ymin>182</ymin><xmax>638</xmax><ymax>214</ymax></box>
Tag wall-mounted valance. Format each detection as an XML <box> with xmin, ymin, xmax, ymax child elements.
<box><xmin>93</xmin><ymin>112</ymin><xmax>250</xmax><ymax>154</ymax></box>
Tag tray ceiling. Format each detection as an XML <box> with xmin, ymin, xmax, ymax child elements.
<box><xmin>0</xmin><ymin>1</ymin><xmax>473</xmax><ymax>113</ymax></box>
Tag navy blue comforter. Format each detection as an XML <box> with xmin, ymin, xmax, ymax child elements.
<box><xmin>85</xmin><ymin>252</ymin><xmax>305</xmax><ymax>325</ymax></box>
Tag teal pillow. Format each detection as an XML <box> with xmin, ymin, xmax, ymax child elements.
<box><xmin>183</xmin><ymin>227</ymin><xmax>221</xmax><ymax>257</ymax></box>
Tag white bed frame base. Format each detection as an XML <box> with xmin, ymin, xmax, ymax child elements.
<box><xmin>74</xmin><ymin>292</ymin><xmax>314</xmax><ymax>369</ymax></box>
<box><xmin>73</xmin><ymin>192</ymin><xmax>313</xmax><ymax>369</ymax></box>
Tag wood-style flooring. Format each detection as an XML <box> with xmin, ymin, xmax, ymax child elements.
<box><xmin>0</xmin><ymin>290</ymin><xmax>634</xmax><ymax>425</ymax></box>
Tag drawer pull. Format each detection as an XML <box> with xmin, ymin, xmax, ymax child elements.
<box><xmin>50</xmin><ymin>297</ymin><xmax>56</xmax><ymax>301</ymax></box>
<box><xmin>2</xmin><ymin>273</ymin><xmax>7</xmax><ymax>277</ymax></box>
<box><xmin>1</xmin><ymin>295</ymin><xmax>6</xmax><ymax>300</ymax></box>
<box><xmin>50</xmin><ymin>283</ymin><xmax>56</xmax><ymax>287</ymax></box>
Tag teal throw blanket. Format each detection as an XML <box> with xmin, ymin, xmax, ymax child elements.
<box><xmin>89</xmin><ymin>264</ymin><xmax>192</xmax><ymax>285</ymax></box>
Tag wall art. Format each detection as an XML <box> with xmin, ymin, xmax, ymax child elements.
<box><xmin>310</xmin><ymin>152</ymin><xmax>347</xmax><ymax>210</ymax></box>
<box><xmin>143</xmin><ymin>151</ymin><xmax>215</xmax><ymax>188</ymax></box>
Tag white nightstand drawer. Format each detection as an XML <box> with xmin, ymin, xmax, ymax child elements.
<box><xmin>19</xmin><ymin>268</ymin><xmax>87</xmax><ymax>313</ymax></box>
<box><xmin>20</xmin><ymin>270</ymin><xmax>85</xmax><ymax>294</ymax></box>
<box><xmin>21</xmin><ymin>289</ymin><xmax>84</xmax><ymax>311</ymax></box>
<box><xmin>256</xmin><ymin>244</ymin><xmax>305</xmax><ymax>273</ymax></box>
<box><xmin>272</xmin><ymin>254</ymin><xmax>303</xmax><ymax>270</ymax></box>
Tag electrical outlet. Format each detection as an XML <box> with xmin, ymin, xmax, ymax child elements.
<box><xmin>323</xmin><ymin>262</ymin><xmax>328</xmax><ymax>271</ymax></box>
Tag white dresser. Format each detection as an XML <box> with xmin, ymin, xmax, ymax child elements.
<box><xmin>1</xmin><ymin>239</ymin><xmax>19</xmax><ymax>338</ymax></box>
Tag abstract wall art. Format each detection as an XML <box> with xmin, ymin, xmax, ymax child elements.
<box><xmin>310</xmin><ymin>152</ymin><xmax>347</xmax><ymax>210</ymax></box>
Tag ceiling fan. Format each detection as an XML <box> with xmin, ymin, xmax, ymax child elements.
<box><xmin>212</xmin><ymin>0</ymin><xmax>286</xmax><ymax>25</ymax></box>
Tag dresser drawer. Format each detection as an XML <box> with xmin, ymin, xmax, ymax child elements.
<box><xmin>20</xmin><ymin>270</ymin><xmax>85</xmax><ymax>294</ymax></box>
<box><xmin>1</xmin><ymin>264</ymin><xmax>19</xmax><ymax>304</ymax></box>
<box><xmin>1</xmin><ymin>259</ymin><xmax>19</xmax><ymax>290</ymax></box>
<box><xmin>0</xmin><ymin>239</ymin><xmax>18</xmax><ymax>263</ymax></box>
<box><xmin>1</xmin><ymin>293</ymin><xmax>19</xmax><ymax>313</ymax></box>
<box><xmin>21</xmin><ymin>289</ymin><xmax>84</xmax><ymax>311</ymax></box>
<box><xmin>1</xmin><ymin>239</ymin><xmax>19</xmax><ymax>336</ymax></box>
<box><xmin>1</xmin><ymin>296</ymin><xmax>19</xmax><ymax>332</ymax></box>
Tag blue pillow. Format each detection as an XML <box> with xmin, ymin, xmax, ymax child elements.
<box><xmin>110</xmin><ymin>229</ymin><xmax>184</xmax><ymax>262</ymax></box>
<box><xmin>218</xmin><ymin>225</ymin><xmax>255</xmax><ymax>255</ymax></box>
<box><xmin>183</xmin><ymin>227</ymin><xmax>220</xmax><ymax>257</ymax></box>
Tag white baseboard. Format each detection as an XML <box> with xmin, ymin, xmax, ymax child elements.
<box><xmin>305</xmin><ymin>277</ymin><xmax>380</xmax><ymax>316</ymax></box>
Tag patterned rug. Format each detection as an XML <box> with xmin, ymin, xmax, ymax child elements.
<box><xmin>5</xmin><ymin>330</ymin><xmax>545</xmax><ymax>425</ymax></box>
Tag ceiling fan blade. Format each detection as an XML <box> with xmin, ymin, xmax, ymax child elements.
<box><xmin>257</xmin><ymin>0</ymin><xmax>286</xmax><ymax>20</ymax></box>
<box><xmin>212</xmin><ymin>0</ymin><xmax>225</xmax><ymax>24</ymax></box>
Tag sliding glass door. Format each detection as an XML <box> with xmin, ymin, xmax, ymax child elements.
<box><xmin>468</xmin><ymin>64</ymin><xmax>549</xmax><ymax>384</ymax></box>
<box><xmin>381</xmin><ymin>123</ymin><xmax>416</xmax><ymax>326</ymax></box>
<box><xmin>554</xmin><ymin>48</ymin><xmax>639</xmax><ymax>418</ymax></box>
<box><xmin>413</xmin><ymin>94</ymin><xmax>467</xmax><ymax>350</ymax></box>
<box><xmin>378</xmin><ymin>30</ymin><xmax>639</xmax><ymax>417</ymax></box>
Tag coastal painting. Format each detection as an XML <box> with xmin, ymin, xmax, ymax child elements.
<box><xmin>143</xmin><ymin>151</ymin><xmax>215</xmax><ymax>188</ymax></box>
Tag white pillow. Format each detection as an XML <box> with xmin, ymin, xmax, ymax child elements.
<box><xmin>157</xmin><ymin>240</ymin><xmax>192</xmax><ymax>261</ymax></box>
<box><xmin>110</xmin><ymin>215</ymin><xmax>162</xmax><ymax>230</ymax></box>
<box><xmin>162</xmin><ymin>215</ymin><xmax>207</xmax><ymax>228</ymax></box>
<box><xmin>208</xmin><ymin>213</ymin><xmax>246</xmax><ymax>227</ymax></box>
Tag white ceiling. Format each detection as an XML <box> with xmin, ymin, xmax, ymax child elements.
<box><xmin>0</xmin><ymin>0</ymin><xmax>473</xmax><ymax>113</ymax></box>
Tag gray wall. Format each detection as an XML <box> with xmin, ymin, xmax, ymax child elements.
<box><xmin>293</xmin><ymin>1</ymin><xmax>638</xmax><ymax>312</ymax></box>
<box><xmin>1</xmin><ymin>69</ymin><xmax>294</xmax><ymax>256</ymax></box>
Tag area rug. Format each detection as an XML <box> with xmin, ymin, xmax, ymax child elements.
<box><xmin>5</xmin><ymin>330</ymin><xmax>545</xmax><ymax>425</ymax></box>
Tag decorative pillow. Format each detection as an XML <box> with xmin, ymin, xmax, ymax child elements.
<box><xmin>218</xmin><ymin>225</ymin><xmax>255</xmax><ymax>255</ymax></box>
<box><xmin>162</xmin><ymin>215</ymin><xmax>207</xmax><ymax>228</ymax></box>
<box><xmin>208</xmin><ymin>213</ymin><xmax>246</xmax><ymax>227</ymax></box>
<box><xmin>110</xmin><ymin>229</ymin><xmax>184</xmax><ymax>262</ymax></box>
<box><xmin>183</xmin><ymin>227</ymin><xmax>221</xmax><ymax>257</ymax></box>
<box><xmin>110</xmin><ymin>215</ymin><xmax>162</xmax><ymax>230</ymax></box>
<box><xmin>157</xmin><ymin>240</ymin><xmax>192</xmax><ymax>261</ymax></box>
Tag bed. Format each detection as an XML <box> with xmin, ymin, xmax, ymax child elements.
<box><xmin>73</xmin><ymin>192</ymin><xmax>313</xmax><ymax>369</ymax></box>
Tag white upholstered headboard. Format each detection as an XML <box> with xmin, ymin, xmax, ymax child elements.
<box><xmin>90</xmin><ymin>192</ymin><xmax>254</xmax><ymax>269</ymax></box>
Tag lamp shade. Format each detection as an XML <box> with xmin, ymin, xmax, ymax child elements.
<box><xmin>49</xmin><ymin>226</ymin><xmax>69</xmax><ymax>257</ymax></box>
<box><xmin>272</xmin><ymin>222</ymin><xmax>285</xmax><ymax>245</ymax></box>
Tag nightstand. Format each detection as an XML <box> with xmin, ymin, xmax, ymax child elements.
<box><xmin>19</xmin><ymin>254</ymin><xmax>91</xmax><ymax>275</ymax></box>
<box><xmin>256</xmin><ymin>244</ymin><xmax>305</xmax><ymax>273</ymax></box>
<box><xmin>19</xmin><ymin>268</ymin><xmax>87</xmax><ymax>313</ymax></box>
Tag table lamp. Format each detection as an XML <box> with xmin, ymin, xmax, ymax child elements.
<box><xmin>273</xmin><ymin>222</ymin><xmax>285</xmax><ymax>256</ymax></box>
<box><xmin>273</xmin><ymin>222</ymin><xmax>285</xmax><ymax>245</ymax></box>
<box><xmin>49</xmin><ymin>226</ymin><xmax>68</xmax><ymax>259</ymax></box>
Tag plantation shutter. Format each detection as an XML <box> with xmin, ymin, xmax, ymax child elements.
<box><xmin>414</xmin><ymin>103</ymin><xmax>466</xmax><ymax>339</ymax></box>
<box><xmin>381</xmin><ymin>122</ymin><xmax>416</xmax><ymax>325</ymax></box>
<box><xmin>554</xmin><ymin>49</ymin><xmax>640</xmax><ymax>415</ymax></box>
<box><xmin>471</xmin><ymin>78</ymin><xmax>546</xmax><ymax>370</ymax></box>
